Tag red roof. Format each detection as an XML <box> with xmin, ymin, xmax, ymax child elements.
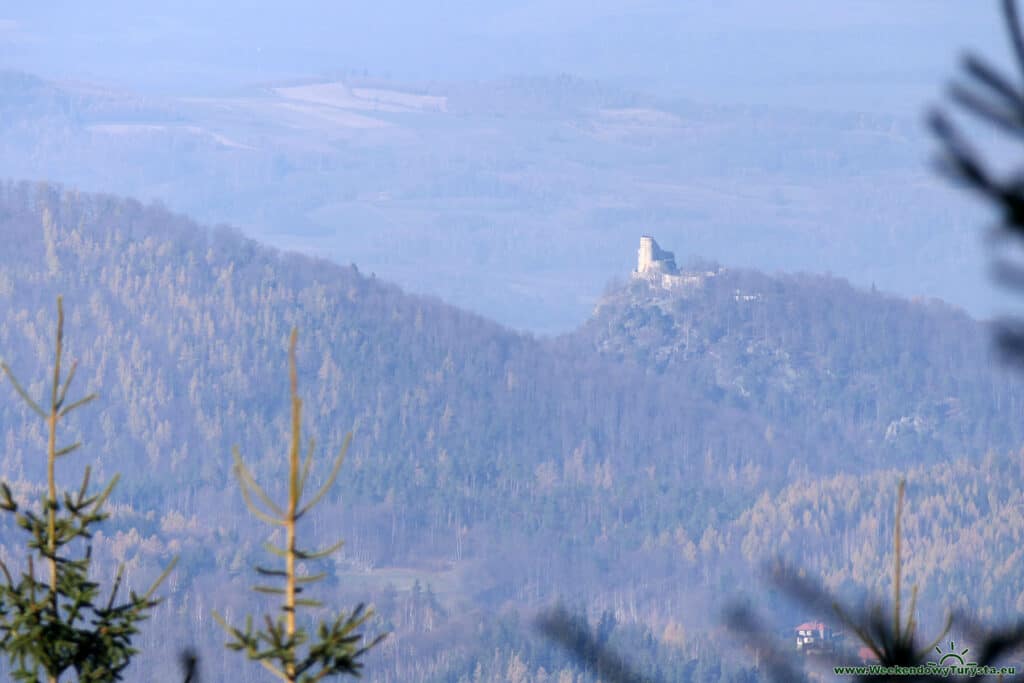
<box><xmin>796</xmin><ymin>621</ymin><xmax>830</xmax><ymax>632</ymax></box>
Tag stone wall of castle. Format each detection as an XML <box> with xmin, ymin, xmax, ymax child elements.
<box><xmin>636</xmin><ymin>235</ymin><xmax>679</xmax><ymax>276</ymax></box>
<box><xmin>633</xmin><ymin>236</ymin><xmax>713</xmax><ymax>290</ymax></box>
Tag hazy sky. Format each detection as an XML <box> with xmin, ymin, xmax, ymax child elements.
<box><xmin>0</xmin><ymin>2</ymin><xmax>1005</xmax><ymax>111</ymax></box>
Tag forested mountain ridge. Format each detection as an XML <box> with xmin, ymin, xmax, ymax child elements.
<box><xmin>573</xmin><ymin>267</ymin><xmax>1024</xmax><ymax>472</ymax></box>
<box><xmin>728</xmin><ymin>451</ymin><xmax>1024</xmax><ymax>631</ymax></box>
<box><xmin>0</xmin><ymin>181</ymin><xmax>1021</xmax><ymax>681</ymax></box>
<box><xmin>0</xmin><ymin>181</ymin><xmax>771</xmax><ymax>681</ymax></box>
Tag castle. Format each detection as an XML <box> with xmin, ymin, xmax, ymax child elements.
<box><xmin>636</xmin><ymin>235</ymin><xmax>678</xmax><ymax>275</ymax></box>
<box><xmin>633</xmin><ymin>236</ymin><xmax>702</xmax><ymax>289</ymax></box>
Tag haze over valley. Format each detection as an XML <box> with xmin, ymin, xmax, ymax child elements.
<box><xmin>0</xmin><ymin>3</ymin><xmax>1010</xmax><ymax>334</ymax></box>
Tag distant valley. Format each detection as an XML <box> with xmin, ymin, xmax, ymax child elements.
<box><xmin>0</xmin><ymin>69</ymin><xmax>992</xmax><ymax>335</ymax></box>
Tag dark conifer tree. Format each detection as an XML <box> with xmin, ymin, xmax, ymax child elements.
<box><xmin>0</xmin><ymin>297</ymin><xmax>176</xmax><ymax>682</ymax></box>
<box><xmin>931</xmin><ymin>0</ymin><xmax>1024</xmax><ymax>360</ymax></box>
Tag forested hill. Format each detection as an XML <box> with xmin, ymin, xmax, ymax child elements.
<box><xmin>0</xmin><ymin>180</ymin><xmax>785</xmax><ymax>538</ymax></box>
<box><xmin>1</xmin><ymin>180</ymin><xmax>1022</xmax><ymax>681</ymax></box>
<box><xmin>569</xmin><ymin>266</ymin><xmax>1024</xmax><ymax>472</ymax></box>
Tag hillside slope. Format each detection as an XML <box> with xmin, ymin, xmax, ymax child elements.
<box><xmin>0</xmin><ymin>182</ymin><xmax>1021</xmax><ymax>680</ymax></box>
<box><xmin>570</xmin><ymin>264</ymin><xmax>1023</xmax><ymax>470</ymax></box>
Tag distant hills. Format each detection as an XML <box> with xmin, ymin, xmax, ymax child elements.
<box><xmin>0</xmin><ymin>68</ymin><xmax>992</xmax><ymax>334</ymax></box>
<box><xmin>0</xmin><ymin>182</ymin><xmax>1020</xmax><ymax>681</ymax></box>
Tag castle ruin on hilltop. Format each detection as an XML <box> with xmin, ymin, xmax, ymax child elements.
<box><xmin>633</xmin><ymin>235</ymin><xmax>706</xmax><ymax>289</ymax></box>
<box><xmin>636</xmin><ymin>235</ymin><xmax>678</xmax><ymax>275</ymax></box>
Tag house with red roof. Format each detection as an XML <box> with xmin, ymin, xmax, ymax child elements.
<box><xmin>795</xmin><ymin>621</ymin><xmax>842</xmax><ymax>655</ymax></box>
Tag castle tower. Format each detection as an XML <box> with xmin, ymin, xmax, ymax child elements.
<box><xmin>635</xmin><ymin>235</ymin><xmax>678</xmax><ymax>276</ymax></box>
<box><xmin>637</xmin><ymin>236</ymin><xmax>656</xmax><ymax>274</ymax></box>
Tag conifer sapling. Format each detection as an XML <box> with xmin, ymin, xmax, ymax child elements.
<box><xmin>213</xmin><ymin>328</ymin><xmax>384</xmax><ymax>682</ymax></box>
<box><xmin>0</xmin><ymin>296</ymin><xmax>176</xmax><ymax>682</ymax></box>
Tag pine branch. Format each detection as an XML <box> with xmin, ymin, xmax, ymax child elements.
<box><xmin>57</xmin><ymin>393</ymin><xmax>97</xmax><ymax>418</ymax></box>
<box><xmin>1005</xmin><ymin>0</ymin><xmax>1024</xmax><ymax>82</ymax></box>
<box><xmin>233</xmin><ymin>447</ymin><xmax>285</xmax><ymax>518</ymax></box>
<box><xmin>54</xmin><ymin>360</ymin><xmax>78</xmax><ymax>410</ymax></box>
<box><xmin>297</xmin><ymin>434</ymin><xmax>351</xmax><ymax>519</ymax></box>
<box><xmin>0</xmin><ymin>298</ymin><xmax>172</xmax><ymax>681</ymax></box>
<box><xmin>238</xmin><ymin>480</ymin><xmax>287</xmax><ymax>527</ymax></box>
<box><xmin>931</xmin><ymin>0</ymin><xmax>1024</xmax><ymax>370</ymax></box>
<box><xmin>294</xmin><ymin>540</ymin><xmax>344</xmax><ymax>562</ymax></box>
<box><xmin>106</xmin><ymin>564</ymin><xmax>125</xmax><ymax>611</ymax></box>
<box><xmin>893</xmin><ymin>479</ymin><xmax>904</xmax><ymax>643</ymax></box>
<box><xmin>53</xmin><ymin>442</ymin><xmax>81</xmax><ymax>458</ymax></box>
<box><xmin>142</xmin><ymin>555</ymin><xmax>179</xmax><ymax>601</ymax></box>
<box><xmin>297</xmin><ymin>438</ymin><xmax>316</xmax><ymax>503</ymax></box>
<box><xmin>76</xmin><ymin>467</ymin><xmax>92</xmax><ymax>504</ymax></box>
<box><xmin>217</xmin><ymin>328</ymin><xmax>383</xmax><ymax>682</ymax></box>
<box><xmin>259</xmin><ymin>659</ymin><xmax>292</xmax><ymax>683</ymax></box>
<box><xmin>89</xmin><ymin>474</ymin><xmax>120</xmax><ymax>516</ymax></box>
<box><xmin>264</xmin><ymin>542</ymin><xmax>289</xmax><ymax>558</ymax></box>
<box><xmin>294</xmin><ymin>573</ymin><xmax>327</xmax><ymax>586</ymax></box>
<box><xmin>256</xmin><ymin>567</ymin><xmax>290</xmax><ymax>578</ymax></box>
<box><xmin>0</xmin><ymin>364</ymin><xmax>45</xmax><ymax>418</ymax></box>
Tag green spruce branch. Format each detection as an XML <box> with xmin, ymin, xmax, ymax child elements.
<box><xmin>831</xmin><ymin>479</ymin><xmax>952</xmax><ymax>668</ymax></box>
<box><xmin>213</xmin><ymin>328</ymin><xmax>385</xmax><ymax>683</ymax></box>
<box><xmin>0</xmin><ymin>296</ymin><xmax>176</xmax><ymax>683</ymax></box>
